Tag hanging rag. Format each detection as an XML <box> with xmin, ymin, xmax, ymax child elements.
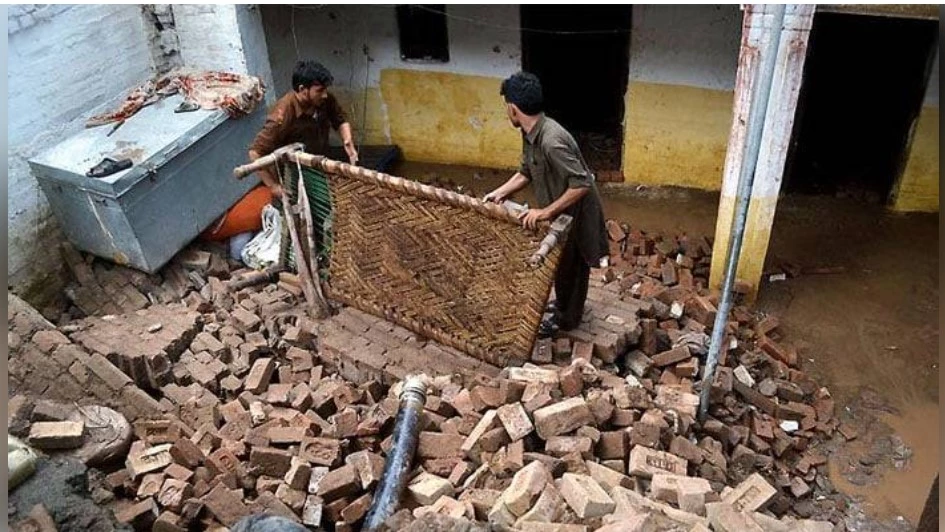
<box><xmin>86</xmin><ymin>69</ymin><xmax>266</xmax><ymax>128</ymax></box>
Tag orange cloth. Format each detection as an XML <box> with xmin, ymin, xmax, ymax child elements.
<box><xmin>201</xmin><ymin>185</ymin><xmax>273</xmax><ymax>241</ymax></box>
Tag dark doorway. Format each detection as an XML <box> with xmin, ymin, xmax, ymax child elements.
<box><xmin>520</xmin><ymin>6</ymin><xmax>632</xmax><ymax>180</ymax></box>
<box><xmin>783</xmin><ymin>13</ymin><xmax>938</xmax><ymax>203</ymax></box>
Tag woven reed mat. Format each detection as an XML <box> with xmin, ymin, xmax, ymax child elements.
<box><xmin>295</xmin><ymin>155</ymin><xmax>571</xmax><ymax>367</ymax></box>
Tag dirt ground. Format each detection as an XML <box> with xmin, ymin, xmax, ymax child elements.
<box><xmin>393</xmin><ymin>161</ymin><xmax>940</xmax><ymax>528</ymax></box>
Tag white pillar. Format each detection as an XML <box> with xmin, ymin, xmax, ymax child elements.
<box><xmin>709</xmin><ymin>4</ymin><xmax>814</xmax><ymax>301</ymax></box>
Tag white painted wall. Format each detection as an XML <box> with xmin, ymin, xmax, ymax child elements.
<box><xmin>261</xmin><ymin>5</ymin><xmax>522</xmax><ymax>97</ymax></box>
<box><xmin>8</xmin><ymin>4</ymin><xmax>152</xmax><ymax>302</ymax></box>
<box><xmin>173</xmin><ymin>4</ymin><xmax>275</xmax><ymax>103</ymax></box>
<box><xmin>629</xmin><ymin>5</ymin><xmax>743</xmax><ymax>91</ymax></box>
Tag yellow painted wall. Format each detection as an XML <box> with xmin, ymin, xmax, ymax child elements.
<box><xmin>379</xmin><ymin>69</ymin><xmax>521</xmax><ymax>169</ymax></box>
<box><xmin>893</xmin><ymin>106</ymin><xmax>939</xmax><ymax>212</ymax></box>
<box><xmin>333</xmin><ymin>87</ymin><xmax>390</xmax><ymax>146</ymax></box>
<box><xmin>709</xmin><ymin>194</ymin><xmax>779</xmax><ymax>303</ymax></box>
<box><xmin>622</xmin><ymin>81</ymin><xmax>734</xmax><ymax>190</ymax></box>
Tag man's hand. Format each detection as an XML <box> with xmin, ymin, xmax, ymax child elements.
<box><xmin>344</xmin><ymin>142</ymin><xmax>359</xmax><ymax>166</ymax></box>
<box><xmin>269</xmin><ymin>183</ymin><xmax>284</xmax><ymax>199</ymax></box>
<box><xmin>483</xmin><ymin>189</ymin><xmax>507</xmax><ymax>203</ymax></box>
<box><xmin>518</xmin><ymin>208</ymin><xmax>551</xmax><ymax>229</ymax></box>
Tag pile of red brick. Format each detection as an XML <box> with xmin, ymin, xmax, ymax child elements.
<box><xmin>6</xmin><ymin>221</ymin><xmax>851</xmax><ymax>531</ymax></box>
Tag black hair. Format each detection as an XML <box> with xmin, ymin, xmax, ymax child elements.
<box><xmin>292</xmin><ymin>60</ymin><xmax>334</xmax><ymax>91</ymax></box>
<box><xmin>500</xmin><ymin>71</ymin><xmax>543</xmax><ymax>115</ymax></box>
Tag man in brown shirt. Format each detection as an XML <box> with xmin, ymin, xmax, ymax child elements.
<box><xmin>249</xmin><ymin>60</ymin><xmax>359</xmax><ymax>197</ymax></box>
<box><xmin>485</xmin><ymin>72</ymin><xmax>609</xmax><ymax>337</ymax></box>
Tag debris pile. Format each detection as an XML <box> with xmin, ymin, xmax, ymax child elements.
<box><xmin>7</xmin><ymin>220</ymin><xmax>854</xmax><ymax>531</ymax></box>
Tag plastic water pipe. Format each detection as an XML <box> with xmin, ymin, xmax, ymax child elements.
<box><xmin>362</xmin><ymin>375</ymin><xmax>429</xmax><ymax>531</ymax></box>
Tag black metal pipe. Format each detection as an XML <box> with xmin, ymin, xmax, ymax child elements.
<box><xmin>362</xmin><ymin>376</ymin><xmax>428</xmax><ymax>531</ymax></box>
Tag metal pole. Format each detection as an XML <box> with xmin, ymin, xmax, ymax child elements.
<box><xmin>699</xmin><ymin>4</ymin><xmax>786</xmax><ymax>422</ymax></box>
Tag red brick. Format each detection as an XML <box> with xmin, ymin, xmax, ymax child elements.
<box><xmin>533</xmin><ymin>398</ymin><xmax>595</xmax><ymax>440</ymax></box>
<box><xmin>417</xmin><ymin>431</ymin><xmax>465</xmax><ymax>459</ymax></box>
<box><xmin>546</xmin><ymin>436</ymin><xmax>594</xmax><ymax>459</ymax></box>
<box><xmin>105</xmin><ymin>469</ymin><xmax>133</xmax><ymax>495</ymax></box>
<box><xmin>206</xmin><ymin>448</ymin><xmax>243</xmax><ymax>480</ymax></box>
<box><xmin>268</xmin><ymin>426</ymin><xmax>310</xmax><ymax>446</ymax></box>
<box><xmin>721</xmin><ymin>473</ymin><xmax>776</xmax><ymax>512</ymax></box>
<box><xmin>165</xmin><ymin>463</ymin><xmax>194</xmax><ymax>482</ymax></box>
<box><xmin>250</xmin><ymin>446</ymin><xmax>294</xmax><ymax>477</ymax></box>
<box><xmin>628</xmin><ymin>447</ymin><xmax>687</xmax><ymax>478</ymax></box>
<box><xmin>558</xmin><ymin>472</ymin><xmax>615</xmax><ymax>519</ymax></box>
<box><xmin>323</xmin><ymin>497</ymin><xmax>351</xmax><ymax>523</ymax></box>
<box><xmin>28</xmin><ymin>420</ymin><xmax>84</xmax><ymax>449</ymax></box>
<box><xmin>302</xmin><ymin>495</ymin><xmax>324</xmax><ymax>527</ymax></box>
<box><xmin>276</xmin><ymin>484</ymin><xmax>308</xmax><ymax>513</ymax></box>
<box><xmin>558</xmin><ymin>365</ymin><xmax>584</xmax><ymax>397</ymax></box>
<box><xmin>201</xmin><ymin>484</ymin><xmax>251</xmax><ymax>527</ymax></box>
<box><xmin>661</xmin><ymin>261</ymin><xmax>678</xmax><ymax>286</ymax></box>
<box><xmin>345</xmin><ymin>451</ymin><xmax>385</xmax><ymax>490</ymax></box>
<box><xmin>461</xmin><ymin>410</ymin><xmax>500</xmax><ymax>453</ymax></box>
<box><xmin>572</xmin><ymin>341</ymin><xmax>594</xmax><ymax>363</ymax></box>
<box><xmin>32</xmin><ymin>330</ymin><xmax>71</xmax><ymax>354</ymax></box>
<box><xmin>778</xmin><ymin>401</ymin><xmax>816</xmax><ymax>421</ymax></box>
<box><xmin>669</xmin><ymin>436</ymin><xmax>704</xmax><ymax>465</ymax></box>
<box><xmin>157</xmin><ymin>479</ymin><xmax>194</xmax><ymax>512</ymax></box>
<box><xmin>684</xmin><ymin>296</ymin><xmax>717</xmax><ymax>326</ymax></box>
<box><xmin>152</xmin><ymin>511</ymin><xmax>187</xmax><ymax>532</ymax></box>
<box><xmin>585</xmin><ymin>460</ymin><xmax>634</xmax><ymax>493</ymax></box>
<box><xmin>231</xmin><ymin>308</ymin><xmax>262</xmax><ymax>333</ymax></box>
<box><xmin>478</xmin><ymin>427</ymin><xmax>511</xmax><ymax>453</ymax></box>
<box><xmin>586</xmin><ymin>390</ymin><xmax>615</xmax><ymax>425</ymax></box>
<box><xmin>757</xmin><ymin>336</ymin><xmax>797</xmax><ymax>367</ymax></box>
<box><xmin>30</xmin><ymin>401</ymin><xmax>72</xmax><ymax>422</ymax></box>
<box><xmin>123</xmin><ymin>386</ymin><xmax>165</xmax><ymax>419</ymax></box>
<box><xmin>290</xmin><ymin>384</ymin><xmax>314</xmax><ymax>411</ymax></box>
<box><xmin>596</xmin><ymin>431</ymin><xmax>628</xmax><ymax>460</ymax></box>
<box><xmin>170</xmin><ymin>438</ymin><xmax>205</xmax><ymax>469</ymax></box>
<box><xmin>497</xmin><ymin>460</ymin><xmax>550</xmax><ymax>517</ymax></box>
<box><xmin>137</xmin><ymin>472</ymin><xmax>166</xmax><ymax>499</ymax></box>
<box><xmin>87</xmin><ymin>353</ymin><xmax>133</xmax><ymax>390</ymax></box>
<box><xmin>266</xmin><ymin>383</ymin><xmax>293</xmax><ymax>406</ymax></box>
<box><xmin>673</xmin><ymin>358</ymin><xmax>699</xmax><ymax>378</ymax></box>
<box><xmin>284</xmin><ymin>457</ymin><xmax>313</xmax><ymax>491</ymax></box>
<box><xmin>630</xmin><ymin>422</ymin><xmax>661</xmax><ymax>449</ymax></box>
<box><xmin>127</xmin><ymin>444</ymin><xmax>174</xmax><ymax>478</ymax></box>
<box><xmin>733</xmin><ymin>380</ymin><xmax>778</xmax><ymax>417</ymax></box>
<box><xmin>340</xmin><ymin>493</ymin><xmax>372</xmax><ymax>524</ymax></box>
<box><xmin>176</xmin><ymin>499</ymin><xmax>205</xmax><ymax>529</ymax></box>
<box><xmin>532</xmin><ymin>338</ymin><xmax>553</xmax><ymax>364</ymax></box>
<box><xmin>244</xmin><ymin>358</ymin><xmax>275</xmax><ymax>394</ymax></box>
<box><xmin>651</xmin><ymin>346</ymin><xmax>690</xmax><ymax>368</ymax></box>
<box><xmin>496</xmin><ymin>403</ymin><xmax>534</xmax><ymax>442</ymax></box>
<box><xmin>317</xmin><ymin>464</ymin><xmax>361</xmax><ymax>501</ymax></box>
<box><xmin>115</xmin><ymin>497</ymin><xmax>160</xmax><ymax>529</ymax></box>
<box><xmin>300</xmin><ymin>437</ymin><xmax>343</xmax><ymax>466</ymax></box>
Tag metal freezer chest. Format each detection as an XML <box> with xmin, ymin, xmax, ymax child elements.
<box><xmin>28</xmin><ymin>94</ymin><xmax>265</xmax><ymax>272</ymax></box>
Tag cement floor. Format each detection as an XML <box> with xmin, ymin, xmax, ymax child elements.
<box><xmin>393</xmin><ymin>160</ymin><xmax>940</xmax><ymax>527</ymax></box>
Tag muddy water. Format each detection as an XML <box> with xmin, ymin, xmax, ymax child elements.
<box><xmin>828</xmin><ymin>404</ymin><xmax>940</xmax><ymax>523</ymax></box>
<box><xmin>393</xmin><ymin>160</ymin><xmax>940</xmax><ymax>523</ymax></box>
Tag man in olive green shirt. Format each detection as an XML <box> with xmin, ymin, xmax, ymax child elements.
<box><xmin>485</xmin><ymin>72</ymin><xmax>609</xmax><ymax>337</ymax></box>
